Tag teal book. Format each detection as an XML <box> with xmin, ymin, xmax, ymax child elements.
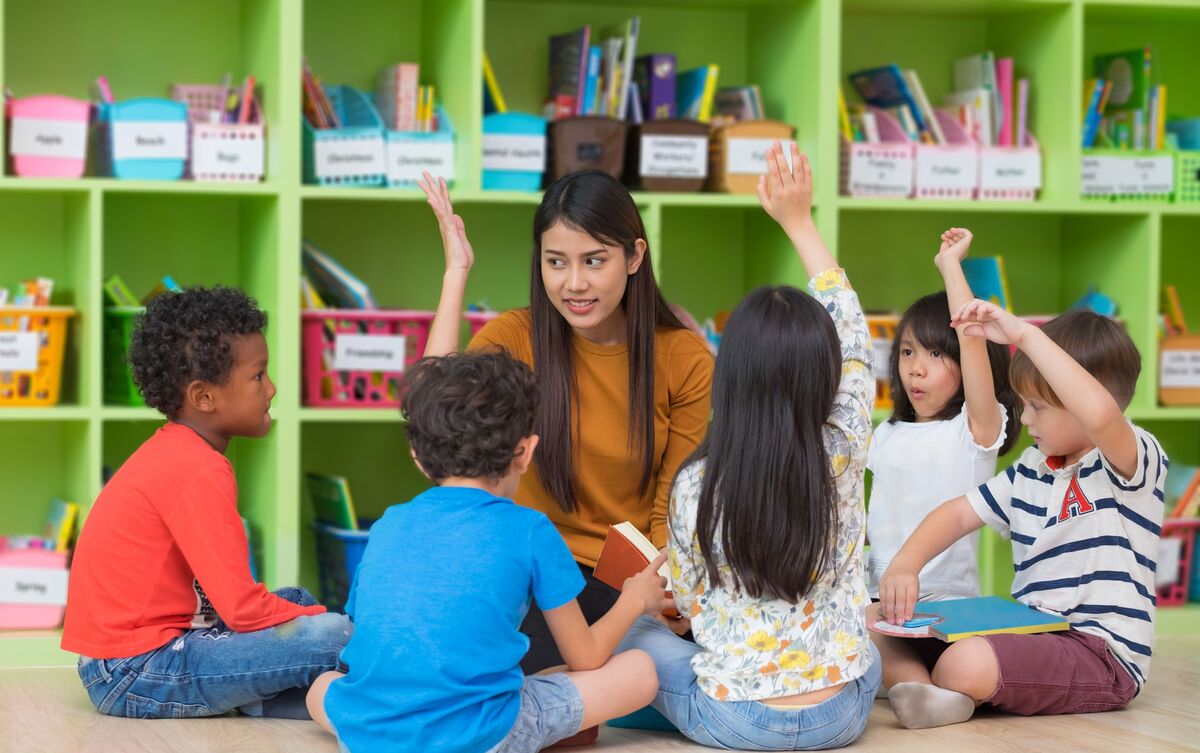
<box><xmin>872</xmin><ymin>596</ymin><xmax>1069</xmax><ymax>642</ymax></box>
<box><xmin>962</xmin><ymin>256</ymin><xmax>1011</xmax><ymax>312</ymax></box>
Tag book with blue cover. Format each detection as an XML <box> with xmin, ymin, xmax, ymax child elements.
<box><xmin>870</xmin><ymin>596</ymin><xmax>1069</xmax><ymax>642</ymax></box>
<box><xmin>962</xmin><ymin>256</ymin><xmax>1011</xmax><ymax>312</ymax></box>
<box><xmin>848</xmin><ymin>63</ymin><xmax>927</xmax><ymax>132</ymax></box>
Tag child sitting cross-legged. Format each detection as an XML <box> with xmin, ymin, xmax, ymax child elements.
<box><xmin>307</xmin><ymin>350</ymin><xmax>669</xmax><ymax>753</ymax></box>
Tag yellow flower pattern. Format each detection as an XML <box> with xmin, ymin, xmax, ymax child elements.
<box><xmin>666</xmin><ymin>268</ymin><xmax>874</xmax><ymax>702</ymax></box>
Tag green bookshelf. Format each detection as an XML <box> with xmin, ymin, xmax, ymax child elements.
<box><xmin>0</xmin><ymin>0</ymin><xmax>1197</xmax><ymax>668</ymax></box>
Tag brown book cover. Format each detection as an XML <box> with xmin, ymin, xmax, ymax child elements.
<box><xmin>593</xmin><ymin>522</ymin><xmax>679</xmax><ymax>619</ymax></box>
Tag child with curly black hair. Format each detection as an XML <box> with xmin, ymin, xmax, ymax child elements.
<box><xmin>306</xmin><ymin>351</ymin><xmax>669</xmax><ymax>753</ymax></box>
<box><xmin>62</xmin><ymin>286</ymin><xmax>351</xmax><ymax>719</ymax></box>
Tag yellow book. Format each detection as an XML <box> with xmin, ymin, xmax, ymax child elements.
<box><xmin>838</xmin><ymin>86</ymin><xmax>853</xmax><ymax>142</ymax></box>
<box><xmin>1156</xmin><ymin>84</ymin><xmax>1167</xmax><ymax>150</ymax></box>
<box><xmin>483</xmin><ymin>52</ymin><xmax>508</xmax><ymax>114</ymax></box>
<box><xmin>698</xmin><ymin>64</ymin><xmax>721</xmax><ymax>123</ymax></box>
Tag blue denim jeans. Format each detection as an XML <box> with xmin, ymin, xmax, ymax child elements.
<box><xmin>617</xmin><ymin>616</ymin><xmax>881</xmax><ymax>750</ymax></box>
<box><xmin>77</xmin><ymin>587</ymin><xmax>352</xmax><ymax>719</ymax></box>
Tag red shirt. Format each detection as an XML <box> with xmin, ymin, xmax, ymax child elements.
<box><xmin>62</xmin><ymin>423</ymin><xmax>324</xmax><ymax>659</ymax></box>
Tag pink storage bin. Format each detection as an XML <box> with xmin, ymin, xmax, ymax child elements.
<box><xmin>978</xmin><ymin>134</ymin><xmax>1042</xmax><ymax>201</ymax></box>
<box><xmin>6</xmin><ymin>95</ymin><xmax>91</xmax><ymax>178</ymax></box>
<box><xmin>302</xmin><ymin>310</ymin><xmax>500</xmax><ymax>408</ymax></box>
<box><xmin>839</xmin><ymin>107</ymin><xmax>914</xmax><ymax>198</ymax></box>
<box><xmin>0</xmin><ymin>546</ymin><xmax>68</xmax><ymax>629</ymax></box>
<box><xmin>914</xmin><ymin>109</ymin><xmax>978</xmax><ymax>200</ymax></box>
<box><xmin>171</xmin><ymin>84</ymin><xmax>265</xmax><ymax>182</ymax></box>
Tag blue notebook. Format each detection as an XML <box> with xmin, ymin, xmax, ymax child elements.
<box><xmin>880</xmin><ymin>596</ymin><xmax>1069</xmax><ymax>643</ymax></box>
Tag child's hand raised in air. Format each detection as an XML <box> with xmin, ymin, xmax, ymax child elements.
<box><xmin>935</xmin><ymin>227</ymin><xmax>973</xmax><ymax>269</ymax></box>
<box><xmin>621</xmin><ymin>551</ymin><xmax>672</xmax><ymax>618</ymax></box>
<box><xmin>417</xmin><ymin>171</ymin><xmax>474</xmax><ymax>273</ymax></box>
<box><xmin>951</xmin><ymin>299</ymin><xmax>1028</xmax><ymax>346</ymax></box>
<box><xmin>755</xmin><ymin>141</ymin><xmax>813</xmax><ymax>236</ymax></box>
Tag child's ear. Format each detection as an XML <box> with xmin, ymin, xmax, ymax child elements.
<box><xmin>512</xmin><ymin>435</ymin><xmax>540</xmax><ymax>474</ymax></box>
<box><xmin>184</xmin><ymin>380</ymin><xmax>217</xmax><ymax>414</ymax></box>
<box><xmin>627</xmin><ymin>239</ymin><xmax>647</xmax><ymax>276</ymax></box>
<box><xmin>409</xmin><ymin>448</ymin><xmax>432</xmax><ymax>480</ymax></box>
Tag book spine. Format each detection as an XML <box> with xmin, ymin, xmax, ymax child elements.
<box><xmin>396</xmin><ymin>63</ymin><xmax>420</xmax><ymax>132</ymax></box>
<box><xmin>1015</xmin><ymin>78</ymin><xmax>1029</xmax><ymax>147</ymax></box>
<box><xmin>996</xmin><ymin>57</ymin><xmax>1014</xmax><ymax>147</ymax></box>
<box><xmin>650</xmin><ymin>54</ymin><xmax>676</xmax><ymax>120</ymax></box>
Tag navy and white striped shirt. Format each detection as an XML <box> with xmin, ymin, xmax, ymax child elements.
<box><xmin>966</xmin><ymin>424</ymin><xmax>1167</xmax><ymax>689</ymax></box>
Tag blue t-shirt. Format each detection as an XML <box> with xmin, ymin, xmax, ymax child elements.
<box><xmin>324</xmin><ymin>485</ymin><xmax>585</xmax><ymax>753</ymax></box>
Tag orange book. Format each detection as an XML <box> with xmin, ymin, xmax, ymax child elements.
<box><xmin>593</xmin><ymin>522</ymin><xmax>679</xmax><ymax>619</ymax></box>
<box><xmin>1171</xmin><ymin>471</ymin><xmax>1200</xmax><ymax>519</ymax></box>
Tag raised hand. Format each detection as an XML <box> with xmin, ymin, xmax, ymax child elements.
<box><xmin>951</xmin><ymin>299</ymin><xmax>1027</xmax><ymax>345</ymax></box>
<box><xmin>417</xmin><ymin>171</ymin><xmax>474</xmax><ymax>273</ymax></box>
<box><xmin>755</xmin><ymin>141</ymin><xmax>813</xmax><ymax>236</ymax></box>
<box><xmin>936</xmin><ymin>227</ymin><xmax>973</xmax><ymax>268</ymax></box>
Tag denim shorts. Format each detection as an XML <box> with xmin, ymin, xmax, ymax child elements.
<box><xmin>485</xmin><ymin>673</ymin><xmax>585</xmax><ymax>753</ymax></box>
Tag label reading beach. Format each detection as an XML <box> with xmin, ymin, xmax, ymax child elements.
<box><xmin>0</xmin><ymin>566</ymin><xmax>68</xmax><ymax>605</ymax></box>
<box><xmin>387</xmin><ymin>139</ymin><xmax>456</xmax><ymax>183</ymax></box>
<box><xmin>0</xmin><ymin>332</ymin><xmax>39</xmax><ymax>371</ymax></box>
<box><xmin>111</xmin><ymin>121</ymin><xmax>188</xmax><ymax>161</ymax></box>
<box><xmin>726</xmin><ymin>138</ymin><xmax>796</xmax><ymax>175</ymax></box>
<box><xmin>916</xmin><ymin>149</ymin><xmax>978</xmax><ymax>190</ymax></box>
<box><xmin>10</xmin><ymin>117</ymin><xmax>88</xmax><ymax>159</ymax></box>
<box><xmin>980</xmin><ymin>149</ymin><xmax>1042</xmax><ymax>190</ymax></box>
<box><xmin>193</xmin><ymin>135</ymin><xmax>264</xmax><ymax>176</ymax></box>
<box><xmin>849</xmin><ymin>151</ymin><xmax>913</xmax><ymax>196</ymax></box>
<box><xmin>1160</xmin><ymin>350</ymin><xmax>1200</xmax><ymax>389</ymax></box>
<box><xmin>482</xmin><ymin>134</ymin><xmax>546</xmax><ymax>173</ymax></box>
<box><xmin>639</xmin><ymin>135</ymin><xmax>708</xmax><ymax>178</ymax></box>
<box><xmin>314</xmin><ymin>137</ymin><xmax>385</xmax><ymax>179</ymax></box>
<box><xmin>334</xmin><ymin>334</ymin><xmax>407</xmax><ymax>372</ymax></box>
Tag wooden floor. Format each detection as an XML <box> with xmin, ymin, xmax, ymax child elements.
<box><xmin>3</xmin><ymin>637</ymin><xmax>1197</xmax><ymax>753</ymax></box>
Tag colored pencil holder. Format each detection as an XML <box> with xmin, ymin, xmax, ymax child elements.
<box><xmin>624</xmin><ymin>119</ymin><xmax>709</xmax><ymax>192</ymax></box>
<box><xmin>103</xmin><ymin>307</ymin><xmax>144</xmax><ymax>406</ymax></box>
<box><xmin>384</xmin><ymin>105</ymin><xmax>455</xmax><ymax>189</ymax></box>
<box><xmin>708</xmin><ymin>119</ymin><xmax>796</xmax><ymax>194</ymax></box>
<box><xmin>913</xmin><ymin>109</ymin><xmax>978</xmax><ymax>200</ymax></box>
<box><xmin>0</xmin><ymin>307</ymin><xmax>74</xmax><ymax>407</ymax></box>
<box><xmin>1080</xmin><ymin>149</ymin><xmax>1175</xmax><ymax>202</ymax></box>
<box><xmin>6</xmin><ymin>95</ymin><xmax>91</xmax><ymax>178</ymax></box>
<box><xmin>978</xmin><ymin>133</ymin><xmax>1042</xmax><ymax>201</ymax></box>
<box><xmin>95</xmin><ymin>98</ymin><xmax>189</xmax><ymax>180</ymax></box>
<box><xmin>839</xmin><ymin>108</ymin><xmax>915</xmax><ymax>198</ymax></box>
<box><xmin>303</xmin><ymin>85</ymin><xmax>386</xmax><ymax>187</ymax></box>
<box><xmin>547</xmin><ymin>116</ymin><xmax>628</xmax><ymax>183</ymax></box>
<box><xmin>0</xmin><ymin>546</ymin><xmax>68</xmax><ymax>629</ymax></box>
<box><xmin>171</xmin><ymin>84</ymin><xmax>266</xmax><ymax>182</ymax></box>
<box><xmin>482</xmin><ymin>112</ymin><xmax>547</xmax><ymax>191</ymax></box>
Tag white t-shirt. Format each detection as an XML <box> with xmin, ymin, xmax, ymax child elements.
<box><xmin>866</xmin><ymin>402</ymin><xmax>1008</xmax><ymax>599</ymax></box>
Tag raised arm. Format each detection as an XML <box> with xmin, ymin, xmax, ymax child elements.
<box><xmin>756</xmin><ymin>142</ymin><xmax>836</xmax><ymax>279</ymax></box>
<box><xmin>417</xmin><ymin>172</ymin><xmax>475</xmax><ymax>357</ymax></box>
<box><xmin>952</xmin><ymin>299</ymin><xmax>1137</xmax><ymax>478</ymax></box>
<box><xmin>935</xmin><ymin>228</ymin><xmax>1003</xmax><ymax>448</ymax></box>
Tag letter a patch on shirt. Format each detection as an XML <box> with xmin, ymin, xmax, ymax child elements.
<box><xmin>1057</xmin><ymin>475</ymin><xmax>1095</xmax><ymax>523</ymax></box>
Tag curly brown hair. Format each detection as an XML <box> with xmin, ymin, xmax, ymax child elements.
<box><xmin>401</xmin><ymin>351</ymin><xmax>539</xmax><ymax>483</ymax></box>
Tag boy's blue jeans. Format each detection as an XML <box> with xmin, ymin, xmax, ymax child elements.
<box><xmin>77</xmin><ymin>587</ymin><xmax>352</xmax><ymax>719</ymax></box>
<box><xmin>617</xmin><ymin>616</ymin><xmax>881</xmax><ymax>750</ymax></box>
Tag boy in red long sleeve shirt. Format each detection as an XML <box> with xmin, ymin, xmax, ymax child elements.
<box><xmin>62</xmin><ymin>287</ymin><xmax>351</xmax><ymax>719</ymax></box>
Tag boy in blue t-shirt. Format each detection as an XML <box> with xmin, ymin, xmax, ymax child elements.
<box><xmin>306</xmin><ymin>351</ymin><xmax>669</xmax><ymax>753</ymax></box>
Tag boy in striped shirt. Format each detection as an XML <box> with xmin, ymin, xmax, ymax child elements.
<box><xmin>877</xmin><ymin>302</ymin><xmax>1166</xmax><ymax>729</ymax></box>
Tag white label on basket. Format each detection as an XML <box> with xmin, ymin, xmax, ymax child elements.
<box><xmin>1082</xmin><ymin>155</ymin><xmax>1174</xmax><ymax>195</ymax></box>
<box><xmin>482</xmin><ymin>134</ymin><xmax>546</xmax><ymax>173</ymax></box>
<box><xmin>334</xmin><ymin>334</ymin><xmax>407</xmax><ymax>372</ymax></box>
<box><xmin>314</xmin><ymin>137</ymin><xmax>385</xmax><ymax>179</ymax></box>
<box><xmin>726</xmin><ymin>138</ymin><xmax>796</xmax><ymax>175</ymax></box>
<box><xmin>111</xmin><ymin>121</ymin><xmax>188</xmax><ymax>161</ymax></box>
<box><xmin>1161</xmin><ymin>350</ymin><xmax>1200</xmax><ymax>389</ymax></box>
<box><xmin>871</xmin><ymin>337</ymin><xmax>892</xmax><ymax>379</ymax></box>
<box><xmin>980</xmin><ymin>149</ymin><xmax>1042</xmax><ymax>190</ymax></box>
<box><xmin>193</xmin><ymin>134</ymin><xmax>264</xmax><ymax>176</ymax></box>
<box><xmin>0</xmin><ymin>332</ymin><xmax>38</xmax><ymax>371</ymax></box>
<box><xmin>916</xmin><ymin>148</ymin><xmax>978</xmax><ymax>189</ymax></box>
<box><xmin>10</xmin><ymin>117</ymin><xmax>88</xmax><ymax>159</ymax></box>
<box><xmin>1156</xmin><ymin>537</ymin><xmax>1182</xmax><ymax>589</ymax></box>
<box><xmin>639</xmin><ymin>135</ymin><xmax>708</xmax><ymax>178</ymax></box>
<box><xmin>387</xmin><ymin>139</ymin><xmax>456</xmax><ymax>183</ymax></box>
<box><xmin>0</xmin><ymin>566</ymin><xmax>68</xmax><ymax>606</ymax></box>
<box><xmin>849</xmin><ymin>150</ymin><xmax>914</xmax><ymax>196</ymax></box>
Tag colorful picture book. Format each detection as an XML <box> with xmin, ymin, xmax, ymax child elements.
<box><xmin>869</xmin><ymin>596</ymin><xmax>1069</xmax><ymax>643</ymax></box>
<box><xmin>302</xmin><ymin>241</ymin><xmax>378</xmax><ymax>310</ymax></box>
<box><xmin>962</xmin><ymin>257</ymin><xmax>1012</xmax><ymax>312</ymax></box>
<box><xmin>483</xmin><ymin>52</ymin><xmax>508</xmax><ymax>115</ymax></box>
<box><xmin>677</xmin><ymin>65</ymin><xmax>720</xmax><ymax>122</ymax></box>
<box><xmin>633</xmin><ymin>53</ymin><xmax>676</xmax><ymax>121</ymax></box>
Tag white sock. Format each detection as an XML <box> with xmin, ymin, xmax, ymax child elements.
<box><xmin>888</xmin><ymin>682</ymin><xmax>975</xmax><ymax>730</ymax></box>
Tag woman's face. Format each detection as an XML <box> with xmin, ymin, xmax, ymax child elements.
<box><xmin>539</xmin><ymin>221</ymin><xmax>646</xmax><ymax>345</ymax></box>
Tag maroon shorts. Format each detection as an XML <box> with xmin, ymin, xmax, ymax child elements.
<box><xmin>909</xmin><ymin>629</ymin><xmax>1138</xmax><ymax>716</ymax></box>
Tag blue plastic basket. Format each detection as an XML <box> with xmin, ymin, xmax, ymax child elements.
<box><xmin>303</xmin><ymin>85</ymin><xmax>386</xmax><ymax>187</ymax></box>
<box><xmin>96</xmin><ymin>97</ymin><xmax>189</xmax><ymax>180</ymax></box>
<box><xmin>385</xmin><ymin>106</ymin><xmax>455</xmax><ymax>188</ymax></box>
<box><xmin>482</xmin><ymin>112</ymin><xmax>547</xmax><ymax>191</ymax></box>
<box><xmin>312</xmin><ymin>520</ymin><xmax>371</xmax><ymax>612</ymax></box>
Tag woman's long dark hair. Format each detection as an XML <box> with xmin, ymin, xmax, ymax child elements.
<box><xmin>888</xmin><ymin>292</ymin><xmax>1021</xmax><ymax>454</ymax></box>
<box><xmin>531</xmin><ymin>171</ymin><xmax>683</xmax><ymax>513</ymax></box>
<box><xmin>689</xmin><ymin>286</ymin><xmax>841</xmax><ymax>601</ymax></box>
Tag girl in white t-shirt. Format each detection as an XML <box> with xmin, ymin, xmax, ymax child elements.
<box><xmin>867</xmin><ymin>229</ymin><xmax>1020</xmax><ymax>691</ymax></box>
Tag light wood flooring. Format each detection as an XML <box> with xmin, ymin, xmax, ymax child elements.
<box><xmin>3</xmin><ymin>637</ymin><xmax>1197</xmax><ymax>753</ymax></box>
